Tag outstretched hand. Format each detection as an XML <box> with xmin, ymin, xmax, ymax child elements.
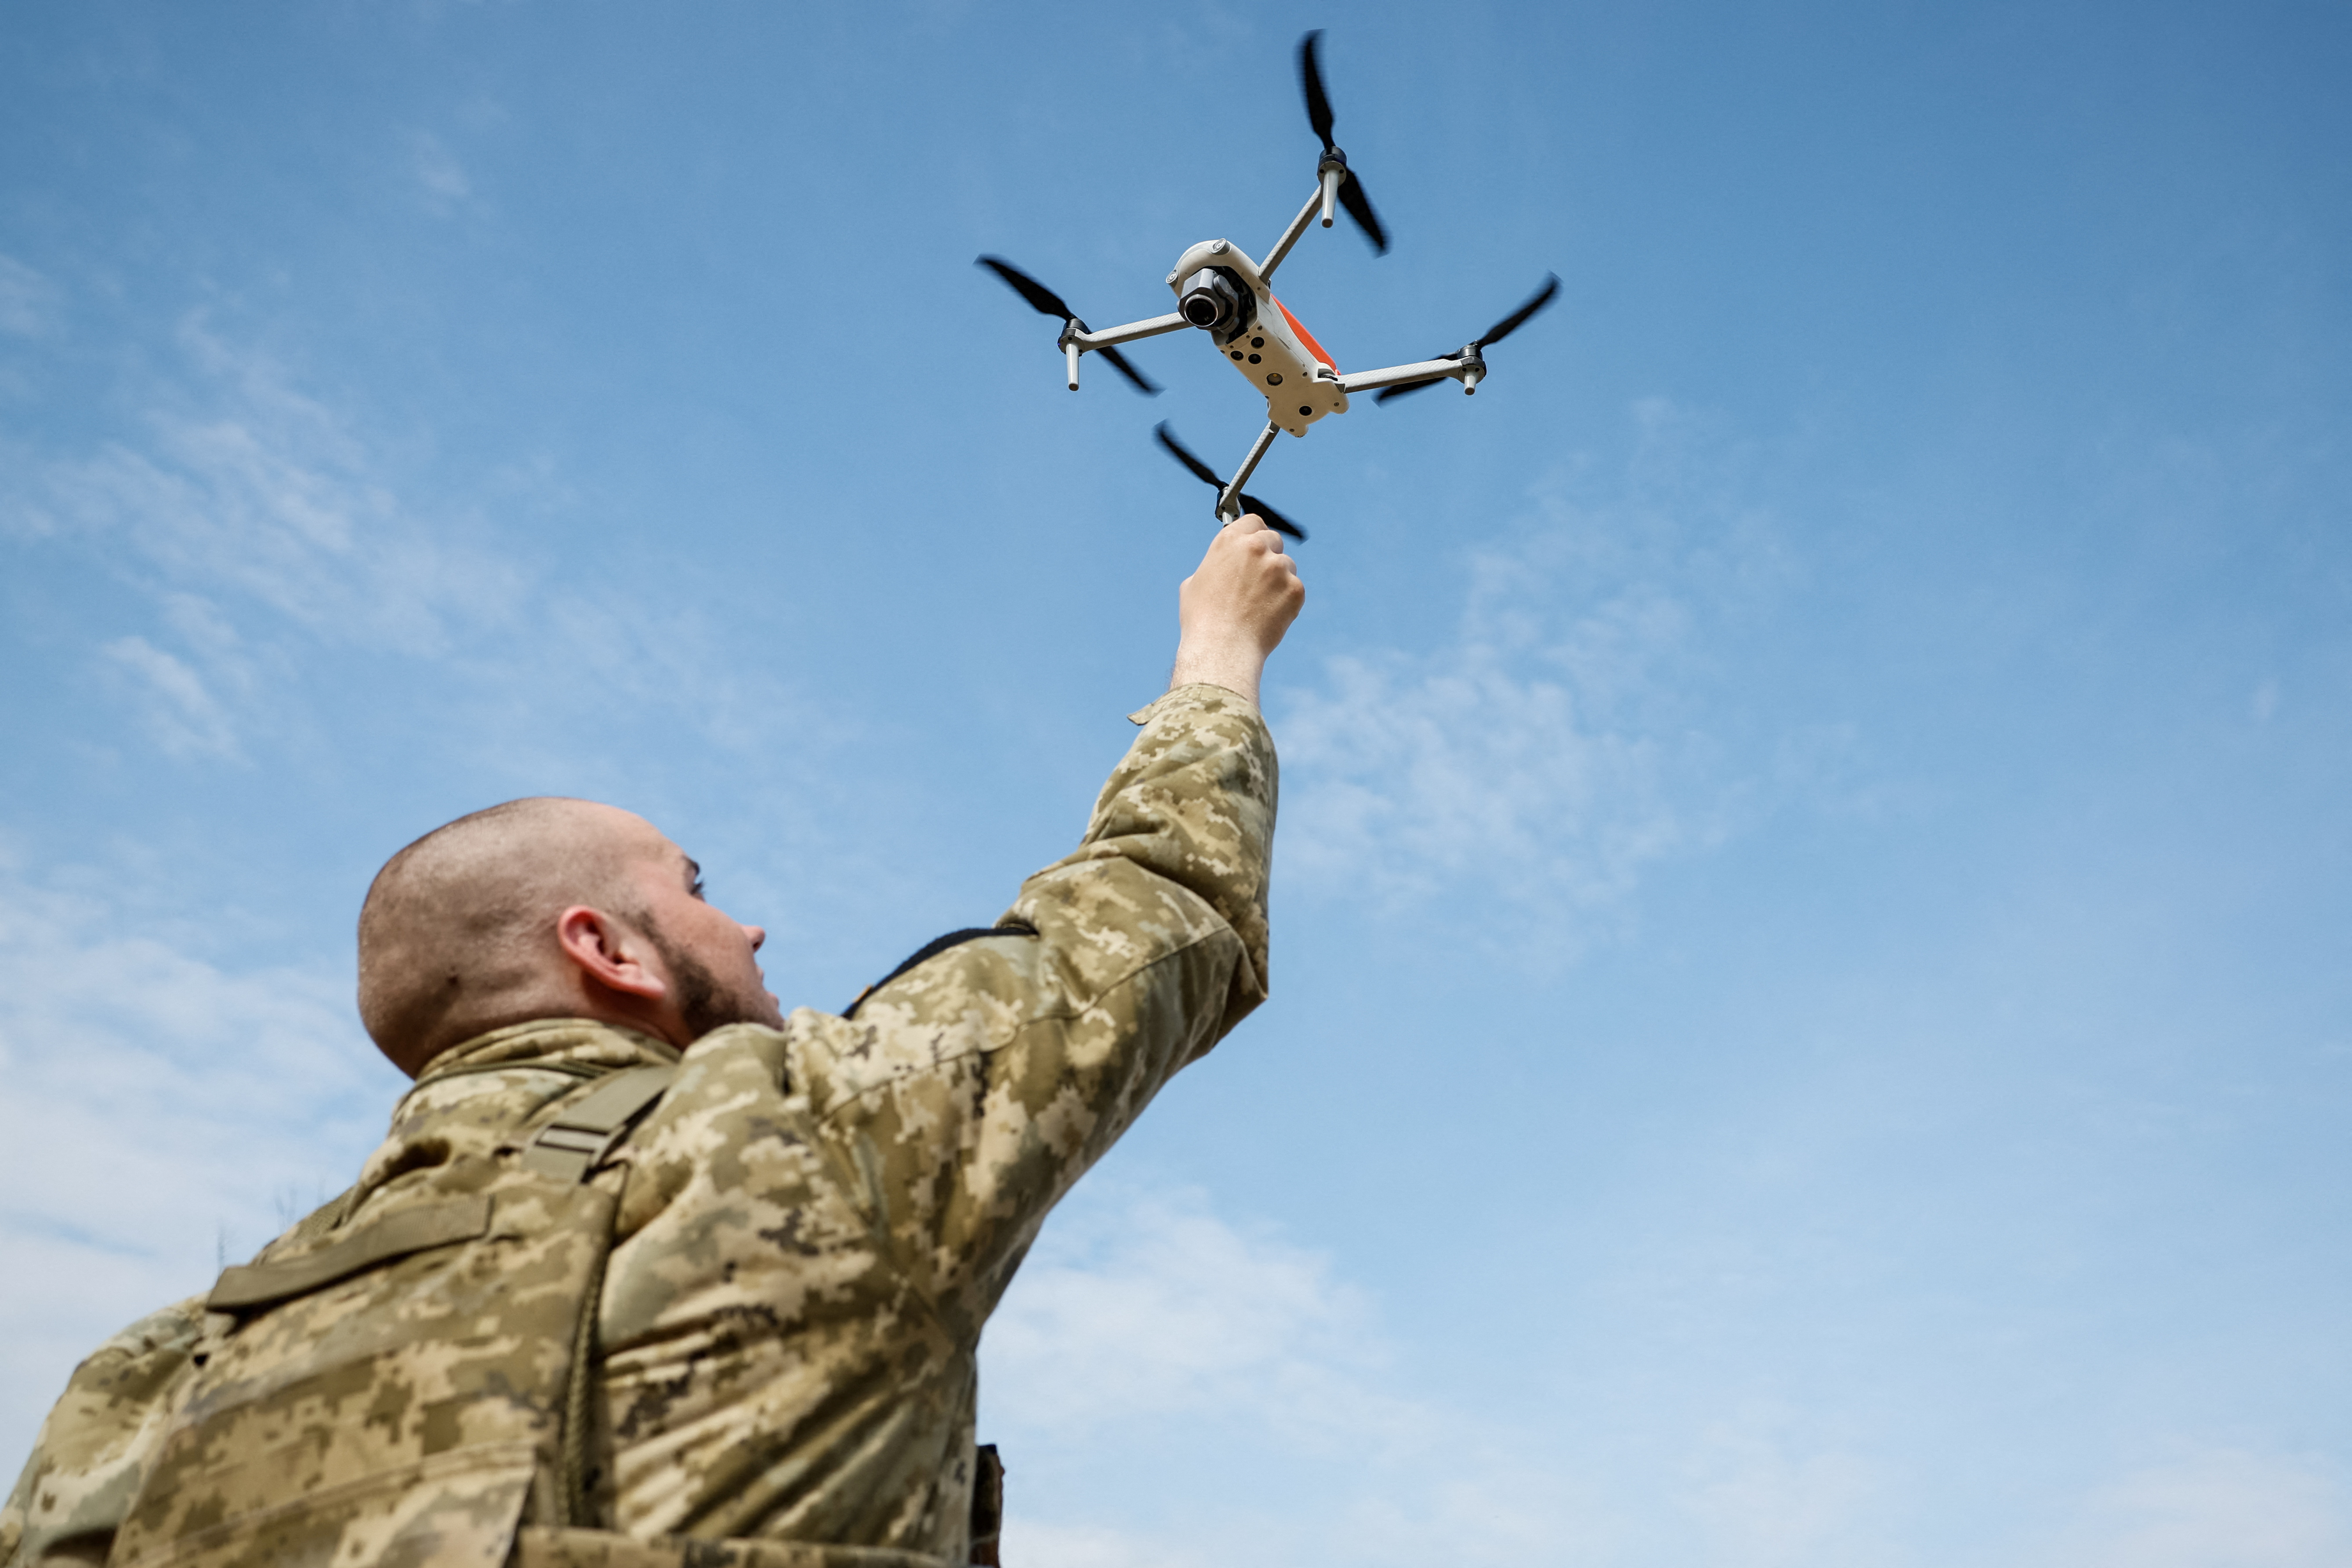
<box><xmin>1170</xmin><ymin>513</ymin><xmax>1306</xmax><ymax>707</ymax></box>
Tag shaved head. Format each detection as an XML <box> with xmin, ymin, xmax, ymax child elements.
<box><xmin>358</xmin><ymin>797</ymin><xmax>669</xmax><ymax>1073</ymax></box>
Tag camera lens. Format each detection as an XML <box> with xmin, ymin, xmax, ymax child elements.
<box><xmin>1178</xmin><ymin>268</ymin><xmax>1241</xmax><ymax>332</ymax></box>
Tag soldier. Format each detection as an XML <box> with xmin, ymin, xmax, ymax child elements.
<box><xmin>3</xmin><ymin>514</ymin><xmax>1304</xmax><ymax>1568</ymax></box>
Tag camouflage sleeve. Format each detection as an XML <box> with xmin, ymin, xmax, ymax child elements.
<box><xmin>794</xmin><ymin>683</ymin><xmax>1276</xmax><ymax>1335</ymax></box>
<box><xmin>1</xmin><ymin>1297</ymin><xmax>208</xmax><ymax>1568</ymax></box>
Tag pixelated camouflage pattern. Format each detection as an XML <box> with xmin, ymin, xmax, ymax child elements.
<box><xmin>108</xmin><ymin>1171</ymin><xmax>622</xmax><ymax>1568</ymax></box>
<box><xmin>589</xmin><ymin>683</ymin><xmax>1273</xmax><ymax>1558</ymax></box>
<box><xmin>1</xmin><ymin>1300</ymin><xmax>209</xmax><ymax>1564</ymax></box>
<box><xmin>1</xmin><ymin>683</ymin><xmax>1275</xmax><ymax>1568</ymax></box>
<box><xmin>508</xmin><ymin>1527</ymin><xmax>936</xmax><ymax>1567</ymax></box>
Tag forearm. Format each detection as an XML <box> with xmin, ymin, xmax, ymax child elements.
<box><xmin>1169</xmin><ymin>640</ymin><xmax>1268</xmax><ymax>708</ymax></box>
<box><xmin>1017</xmin><ymin>682</ymin><xmax>1276</xmax><ymax>1035</ymax></box>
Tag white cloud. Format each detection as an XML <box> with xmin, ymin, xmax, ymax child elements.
<box><xmin>1003</xmin><ymin>1523</ymin><xmax>1206</xmax><ymax>1568</ymax></box>
<box><xmin>99</xmin><ymin>635</ymin><xmax>244</xmax><ymax>761</ymax></box>
<box><xmin>410</xmin><ymin>131</ymin><xmax>474</xmax><ymax>214</ymax></box>
<box><xmin>1277</xmin><ymin>645</ymin><xmax>1691</xmax><ymax>922</ymax></box>
<box><xmin>1682</xmin><ymin>1413</ymin><xmax>1887</xmax><ymax>1568</ymax></box>
<box><xmin>2044</xmin><ymin>1448</ymin><xmax>2352</xmax><ymax>1568</ymax></box>
<box><xmin>983</xmin><ymin>1185</ymin><xmax>1614</xmax><ymax>1568</ymax></box>
<box><xmin>8</xmin><ymin>321</ymin><xmax>530</xmax><ymax>760</ymax></box>
<box><xmin>36</xmin><ymin>319</ymin><xmax>527</xmax><ymax>655</ymax></box>
<box><xmin>0</xmin><ymin>863</ymin><xmax>404</xmax><ymax>1462</ymax></box>
<box><xmin>1272</xmin><ymin>398</ymin><xmax>1785</xmax><ymax>949</ymax></box>
<box><xmin>2</xmin><ymin>317</ymin><xmax>843</xmax><ymax>779</ymax></box>
<box><xmin>984</xmin><ymin>1187</ymin><xmax>1400</xmax><ymax>1445</ymax></box>
<box><xmin>0</xmin><ymin>255</ymin><xmax>61</xmax><ymax>338</ymax></box>
<box><xmin>992</xmin><ymin>1222</ymin><xmax>2352</xmax><ymax>1568</ymax></box>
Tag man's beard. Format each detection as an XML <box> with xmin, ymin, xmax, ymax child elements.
<box><xmin>641</xmin><ymin>919</ymin><xmax>772</xmax><ymax>1040</ymax></box>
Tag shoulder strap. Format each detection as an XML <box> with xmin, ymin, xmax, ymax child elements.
<box><xmin>210</xmin><ymin>1196</ymin><xmax>493</xmax><ymax>1312</ymax></box>
<box><xmin>521</xmin><ymin>1063</ymin><xmax>678</xmax><ymax>1182</ymax></box>
<box><xmin>844</xmin><ymin>921</ymin><xmax>1039</xmax><ymax>1019</ymax></box>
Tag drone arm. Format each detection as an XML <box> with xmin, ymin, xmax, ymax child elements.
<box><xmin>1058</xmin><ymin>312</ymin><xmax>1185</xmax><ymax>391</ymax></box>
<box><xmin>1339</xmin><ymin>355</ymin><xmax>1477</xmax><ymax>395</ymax></box>
<box><xmin>1261</xmin><ymin>184</ymin><xmax>1327</xmax><ymax>281</ymax></box>
<box><xmin>1068</xmin><ymin>312</ymin><xmax>1189</xmax><ymax>349</ymax></box>
<box><xmin>1217</xmin><ymin>420</ymin><xmax>1283</xmax><ymax>521</ymax></box>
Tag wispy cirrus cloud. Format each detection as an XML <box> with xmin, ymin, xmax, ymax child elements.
<box><xmin>99</xmin><ymin>634</ymin><xmax>245</xmax><ymax>762</ymax></box>
<box><xmin>0</xmin><ymin>317</ymin><xmax>540</xmax><ymax>767</ymax></box>
<box><xmin>0</xmin><ymin>255</ymin><xmax>61</xmax><ymax>338</ymax></box>
<box><xmin>23</xmin><ymin>318</ymin><xmax>528</xmax><ymax>654</ymax></box>
<box><xmin>1273</xmin><ymin>398</ymin><xmax>1794</xmax><ymax>952</ymax></box>
<box><xmin>2</xmin><ymin>313</ymin><xmax>840</xmax><ymax>779</ymax></box>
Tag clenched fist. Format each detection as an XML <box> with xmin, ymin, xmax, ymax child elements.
<box><xmin>1169</xmin><ymin>513</ymin><xmax>1306</xmax><ymax>706</ymax></box>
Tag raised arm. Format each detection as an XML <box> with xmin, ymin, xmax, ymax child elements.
<box><xmin>798</xmin><ymin>516</ymin><xmax>1302</xmax><ymax>1329</ymax></box>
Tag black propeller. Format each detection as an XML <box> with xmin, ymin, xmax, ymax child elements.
<box><xmin>1376</xmin><ymin>273</ymin><xmax>1561</xmax><ymax>403</ymax></box>
<box><xmin>1299</xmin><ymin>32</ymin><xmax>1388</xmax><ymax>255</ymax></box>
<box><xmin>975</xmin><ymin>255</ymin><xmax>1161</xmax><ymax>395</ymax></box>
<box><xmin>1154</xmin><ymin>423</ymin><xmax>1307</xmax><ymax>541</ymax></box>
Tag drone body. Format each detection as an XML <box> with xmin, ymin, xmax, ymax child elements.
<box><xmin>981</xmin><ymin>31</ymin><xmax>1557</xmax><ymax>539</ymax></box>
<box><xmin>1167</xmin><ymin>238</ymin><xmax>1348</xmax><ymax>438</ymax></box>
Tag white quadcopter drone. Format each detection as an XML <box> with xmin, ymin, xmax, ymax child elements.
<box><xmin>981</xmin><ymin>30</ymin><xmax>1558</xmax><ymax>540</ymax></box>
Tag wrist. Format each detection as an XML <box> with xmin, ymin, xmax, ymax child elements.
<box><xmin>1170</xmin><ymin>637</ymin><xmax>1266</xmax><ymax>706</ymax></box>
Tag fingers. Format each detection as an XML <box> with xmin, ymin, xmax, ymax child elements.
<box><xmin>1170</xmin><ymin>505</ymin><xmax>1308</xmax><ymax>703</ymax></box>
<box><xmin>1233</xmin><ymin>512</ymin><xmax>1285</xmax><ymax>554</ymax></box>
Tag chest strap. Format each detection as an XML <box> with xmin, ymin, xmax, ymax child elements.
<box><xmin>521</xmin><ymin>1064</ymin><xmax>678</xmax><ymax>1182</ymax></box>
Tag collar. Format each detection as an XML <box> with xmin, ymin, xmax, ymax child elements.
<box><xmin>407</xmin><ymin>1017</ymin><xmax>681</xmax><ymax>1096</ymax></box>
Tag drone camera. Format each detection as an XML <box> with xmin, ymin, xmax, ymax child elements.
<box><xmin>1178</xmin><ymin>268</ymin><xmax>1251</xmax><ymax>335</ymax></box>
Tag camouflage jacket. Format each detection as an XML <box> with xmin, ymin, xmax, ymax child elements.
<box><xmin>2</xmin><ymin>684</ymin><xmax>1276</xmax><ymax>1568</ymax></box>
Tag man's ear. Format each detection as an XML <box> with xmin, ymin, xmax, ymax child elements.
<box><xmin>555</xmin><ymin>906</ymin><xmax>669</xmax><ymax>1002</ymax></box>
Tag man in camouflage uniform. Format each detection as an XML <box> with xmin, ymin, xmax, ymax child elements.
<box><xmin>3</xmin><ymin>515</ymin><xmax>1305</xmax><ymax>1568</ymax></box>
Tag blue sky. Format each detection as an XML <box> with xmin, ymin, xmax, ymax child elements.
<box><xmin>4</xmin><ymin>2</ymin><xmax>2350</xmax><ymax>1563</ymax></box>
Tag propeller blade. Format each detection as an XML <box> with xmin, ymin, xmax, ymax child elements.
<box><xmin>1299</xmin><ymin>31</ymin><xmax>1336</xmax><ymax>151</ymax></box>
<box><xmin>1374</xmin><ymin>376</ymin><xmax>1450</xmax><ymax>404</ymax></box>
<box><xmin>1336</xmin><ymin>170</ymin><xmax>1388</xmax><ymax>254</ymax></box>
<box><xmin>1238</xmin><ymin>494</ymin><xmax>1308</xmax><ymax>542</ymax></box>
<box><xmin>976</xmin><ymin>255</ymin><xmax>1073</xmax><ymax>321</ymax></box>
<box><xmin>982</xmin><ymin>257</ymin><xmax>1159</xmax><ymax>394</ymax></box>
<box><xmin>1155</xmin><ymin>426</ymin><xmax>1308</xmax><ymax>540</ymax></box>
<box><xmin>1476</xmin><ymin>273</ymin><xmax>1561</xmax><ymax>348</ymax></box>
<box><xmin>1096</xmin><ymin>345</ymin><xmax>1161</xmax><ymax>396</ymax></box>
<box><xmin>1384</xmin><ymin>277</ymin><xmax>1558</xmax><ymax>406</ymax></box>
<box><xmin>1155</xmin><ymin>423</ymin><xmax>1224</xmax><ymax>489</ymax></box>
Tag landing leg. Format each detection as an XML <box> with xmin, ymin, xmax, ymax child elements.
<box><xmin>1217</xmin><ymin>421</ymin><xmax>1283</xmax><ymax>521</ymax></box>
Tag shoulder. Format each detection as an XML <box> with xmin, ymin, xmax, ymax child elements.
<box><xmin>787</xmin><ymin>929</ymin><xmax>1067</xmax><ymax>1124</ymax></box>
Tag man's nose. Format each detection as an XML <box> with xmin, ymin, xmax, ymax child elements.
<box><xmin>743</xmin><ymin>924</ymin><xmax>767</xmax><ymax>951</ymax></box>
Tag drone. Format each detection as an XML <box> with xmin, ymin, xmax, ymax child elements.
<box><xmin>980</xmin><ymin>30</ymin><xmax>1558</xmax><ymax>541</ymax></box>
